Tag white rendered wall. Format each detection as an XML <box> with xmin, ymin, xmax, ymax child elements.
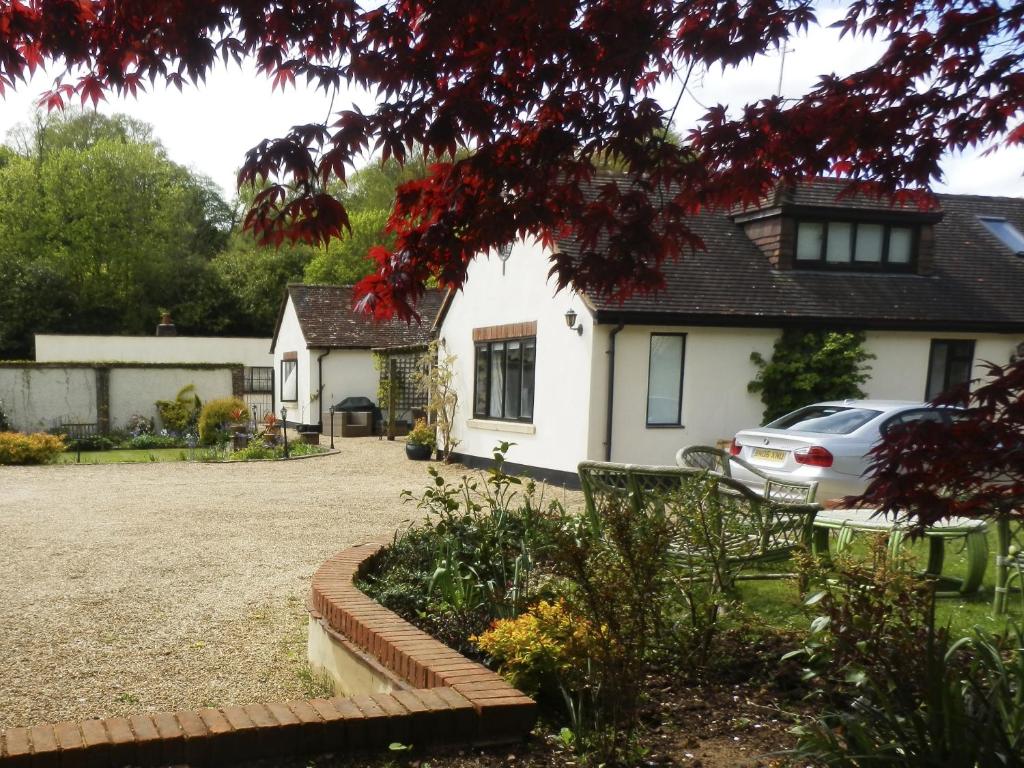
<box><xmin>606</xmin><ymin>325</ymin><xmax>779</xmax><ymax>464</ymax></box>
<box><xmin>863</xmin><ymin>330</ymin><xmax>1019</xmax><ymax>400</ymax></box>
<box><xmin>111</xmin><ymin>368</ymin><xmax>234</xmax><ymax>430</ymax></box>
<box><xmin>439</xmin><ymin>239</ymin><xmax>599</xmax><ymax>475</ymax></box>
<box><xmin>35</xmin><ymin>334</ymin><xmax>272</xmax><ymax>367</ymax></box>
<box><xmin>0</xmin><ymin>367</ymin><xmax>97</xmax><ymax>432</ymax></box>
<box><xmin>272</xmin><ymin>296</ymin><xmax>316</xmax><ymax>424</ymax></box>
<box><xmin>318</xmin><ymin>350</ymin><xmax>379</xmax><ymax>409</ymax></box>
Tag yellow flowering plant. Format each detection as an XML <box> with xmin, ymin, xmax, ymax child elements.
<box><xmin>0</xmin><ymin>432</ymin><xmax>66</xmax><ymax>465</ymax></box>
<box><xmin>473</xmin><ymin>599</ymin><xmax>597</xmax><ymax>698</ymax></box>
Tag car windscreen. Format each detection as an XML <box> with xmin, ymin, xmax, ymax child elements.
<box><xmin>766</xmin><ymin>406</ymin><xmax>883</xmax><ymax>434</ymax></box>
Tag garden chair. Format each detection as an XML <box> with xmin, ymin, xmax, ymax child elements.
<box><xmin>994</xmin><ymin>517</ymin><xmax>1024</xmax><ymax>615</ymax></box>
<box><xmin>578</xmin><ymin>461</ymin><xmax>819</xmax><ymax>590</ymax></box>
<box><xmin>676</xmin><ymin>445</ymin><xmax>819</xmax><ymax>503</ymax></box>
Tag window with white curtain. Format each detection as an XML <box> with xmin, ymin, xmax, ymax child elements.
<box><xmin>646</xmin><ymin>334</ymin><xmax>686</xmax><ymax>426</ymax></box>
<box><xmin>280</xmin><ymin>358</ymin><xmax>298</xmax><ymax>401</ymax></box>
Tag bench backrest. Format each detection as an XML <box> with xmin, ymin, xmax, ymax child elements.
<box><xmin>578</xmin><ymin>461</ymin><xmax>818</xmax><ymax>570</ymax></box>
<box><xmin>676</xmin><ymin>445</ymin><xmax>818</xmax><ymax>503</ymax></box>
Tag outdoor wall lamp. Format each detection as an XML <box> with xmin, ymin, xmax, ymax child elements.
<box><xmin>564</xmin><ymin>308</ymin><xmax>583</xmax><ymax>335</ymax></box>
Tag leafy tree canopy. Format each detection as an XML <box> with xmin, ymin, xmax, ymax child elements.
<box><xmin>0</xmin><ymin>109</ymin><xmax>236</xmax><ymax>356</ymax></box>
<box><xmin>2</xmin><ymin>1</ymin><xmax>1018</xmax><ymax>319</ymax></box>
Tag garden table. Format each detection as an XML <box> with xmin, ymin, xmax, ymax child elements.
<box><xmin>812</xmin><ymin>508</ymin><xmax>989</xmax><ymax>597</ymax></box>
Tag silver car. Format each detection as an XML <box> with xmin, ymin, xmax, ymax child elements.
<box><xmin>729</xmin><ymin>400</ymin><xmax>959</xmax><ymax>501</ymax></box>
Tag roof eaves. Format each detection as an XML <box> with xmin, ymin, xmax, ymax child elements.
<box><xmin>591</xmin><ymin>309</ymin><xmax>1024</xmax><ymax>334</ymax></box>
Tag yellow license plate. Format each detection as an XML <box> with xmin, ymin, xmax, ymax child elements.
<box><xmin>752</xmin><ymin>447</ymin><xmax>787</xmax><ymax>463</ymax></box>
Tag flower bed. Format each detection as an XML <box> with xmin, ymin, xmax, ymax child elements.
<box><xmin>358</xmin><ymin>448</ymin><xmax>1024</xmax><ymax>767</ymax></box>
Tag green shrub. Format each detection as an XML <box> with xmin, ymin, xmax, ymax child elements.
<box><xmin>359</xmin><ymin>444</ymin><xmax>554</xmax><ymax>653</ymax></box>
<box><xmin>788</xmin><ymin>539</ymin><xmax>938</xmax><ymax>703</ymax></box>
<box><xmin>229</xmin><ymin>442</ymin><xmax>278</xmax><ymax>461</ymax></box>
<box><xmin>125</xmin><ymin>433</ymin><xmax>182</xmax><ymax>449</ymax></box>
<box><xmin>286</xmin><ymin>442</ymin><xmax>326</xmax><ymax>457</ymax></box>
<box><xmin>0</xmin><ymin>431</ymin><xmax>66</xmax><ymax>464</ymax></box>
<box><xmin>65</xmin><ymin>435</ymin><xmax>115</xmax><ymax>452</ymax></box>
<box><xmin>793</xmin><ymin>624</ymin><xmax>1024</xmax><ymax>767</ymax></box>
<box><xmin>155</xmin><ymin>384</ymin><xmax>201</xmax><ymax>433</ymax></box>
<box><xmin>197</xmin><ymin>396</ymin><xmax>248</xmax><ymax>445</ymax></box>
<box><xmin>748</xmin><ymin>329</ymin><xmax>874</xmax><ymax>422</ymax></box>
<box><xmin>406</xmin><ymin>417</ymin><xmax>436</xmax><ymax>448</ymax></box>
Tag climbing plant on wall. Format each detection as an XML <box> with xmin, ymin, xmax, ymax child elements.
<box><xmin>748</xmin><ymin>330</ymin><xmax>874</xmax><ymax>423</ymax></box>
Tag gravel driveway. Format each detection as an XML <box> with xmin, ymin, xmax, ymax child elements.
<box><xmin>0</xmin><ymin>439</ymin><xmax>500</xmax><ymax>728</ymax></box>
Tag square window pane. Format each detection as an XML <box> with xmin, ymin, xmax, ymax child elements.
<box><xmin>796</xmin><ymin>222</ymin><xmax>824</xmax><ymax>261</ymax></box>
<box><xmin>889</xmin><ymin>227</ymin><xmax>913</xmax><ymax>263</ymax></box>
<box><xmin>647</xmin><ymin>335</ymin><xmax>684</xmax><ymax>425</ymax></box>
<box><xmin>474</xmin><ymin>344</ymin><xmax>489</xmax><ymax>417</ymax></box>
<box><xmin>826</xmin><ymin>222</ymin><xmax>853</xmax><ymax>263</ymax></box>
<box><xmin>489</xmin><ymin>342</ymin><xmax>505</xmax><ymax>419</ymax></box>
<box><xmin>855</xmin><ymin>224</ymin><xmax>884</xmax><ymax>263</ymax></box>
<box><xmin>520</xmin><ymin>341</ymin><xmax>536</xmax><ymax>420</ymax></box>
<box><xmin>505</xmin><ymin>341</ymin><xmax>522</xmax><ymax>419</ymax></box>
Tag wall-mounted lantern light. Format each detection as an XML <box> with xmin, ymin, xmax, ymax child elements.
<box><xmin>564</xmin><ymin>308</ymin><xmax>583</xmax><ymax>336</ymax></box>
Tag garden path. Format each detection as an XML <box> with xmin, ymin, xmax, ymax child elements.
<box><xmin>0</xmin><ymin>440</ymin><xmax>577</xmax><ymax>728</ymax></box>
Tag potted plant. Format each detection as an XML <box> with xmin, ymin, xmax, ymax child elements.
<box><xmin>405</xmin><ymin>418</ymin><xmax>435</xmax><ymax>460</ymax></box>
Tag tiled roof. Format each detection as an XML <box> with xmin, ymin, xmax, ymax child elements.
<box><xmin>558</xmin><ymin>177</ymin><xmax>1024</xmax><ymax>331</ymax></box>
<box><xmin>282</xmin><ymin>284</ymin><xmax>444</xmax><ymax>349</ymax></box>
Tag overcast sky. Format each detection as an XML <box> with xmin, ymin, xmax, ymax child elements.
<box><xmin>1</xmin><ymin>7</ymin><xmax>1020</xmax><ymax>201</ymax></box>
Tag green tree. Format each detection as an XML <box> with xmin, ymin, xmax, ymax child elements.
<box><xmin>211</xmin><ymin>234</ymin><xmax>313</xmax><ymax>333</ymax></box>
<box><xmin>303</xmin><ymin>209</ymin><xmax>390</xmax><ymax>285</ymax></box>
<box><xmin>748</xmin><ymin>330</ymin><xmax>875</xmax><ymax>423</ymax></box>
<box><xmin>0</xmin><ymin>112</ymin><xmax>234</xmax><ymax>356</ymax></box>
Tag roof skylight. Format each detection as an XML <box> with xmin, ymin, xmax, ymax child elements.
<box><xmin>979</xmin><ymin>216</ymin><xmax>1024</xmax><ymax>256</ymax></box>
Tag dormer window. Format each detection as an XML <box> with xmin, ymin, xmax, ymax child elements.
<box><xmin>794</xmin><ymin>219</ymin><xmax>917</xmax><ymax>271</ymax></box>
<box><xmin>979</xmin><ymin>216</ymin><xmax>1024</xmax><ymax>256</ymax></box>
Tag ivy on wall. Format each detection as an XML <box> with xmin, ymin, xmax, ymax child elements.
<box><xmin>748</xmin><ymin>330</ymin><xmax>875</xmax><ymax>423</ymax></box>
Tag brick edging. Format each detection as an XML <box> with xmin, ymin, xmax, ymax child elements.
<box><xmin>310</xmin><ymin>542</ymin><xmax>536</xmax><ymax>741</ymax></box>
<box><xmin>0</xmin><ymin>543</ymin><xmax>536</xmax><ymax>767</ymax></box>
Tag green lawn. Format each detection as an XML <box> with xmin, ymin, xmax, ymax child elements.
<box><xmin>56</xmin><ymin>448</ymin><xmax>188</xmax><ymax>464</ymax></box>
<box><xmin>738</xmin><ymin>527</ymin><xmax>1023</xmax><ymax>638</ymax></box>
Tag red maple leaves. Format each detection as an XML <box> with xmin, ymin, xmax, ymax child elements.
<box><xmin>858</xmin><ymin>355</ymin><xmax>1024</xmax><ymax>527</ymax></box>
<box><xmin>1</xmin><ymin>0</ymin><xmax>1021</xmax><ymax>318</ymax></box>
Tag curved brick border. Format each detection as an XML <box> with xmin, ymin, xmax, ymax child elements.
<box><xmin>309</xmin><ymin>542</ymin><xmax>536</xmax><ymax>739</ymax></box>
<box><xmin>0</xmin><ymin>542</ymin><xmax>536</xmax><ymax>767</ymax></box>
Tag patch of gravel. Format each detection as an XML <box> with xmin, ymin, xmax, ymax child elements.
<box><xmin>0</xmin><ymin>439</ymin><xmax>576</xmax><ymax>729</ymax></box>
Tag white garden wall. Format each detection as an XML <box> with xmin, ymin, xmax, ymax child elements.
<box><xmin>0</xmin><ymin>367</ymin><xmax>97</xmax><ymax>432</ymax></box>
<box><xmin>35</xmin><ymin>334</ymin><xmax>272</xmax><ymax>367</ymax></box>
<box><xmin>0</xmin><ymin>364</ymin><xmax>239</xmax><ymax>433</ymax></box>
<box><xmin>111</xmin><ymin>368</ymin><xmax>234</xmax><ymax>430</ymax></box>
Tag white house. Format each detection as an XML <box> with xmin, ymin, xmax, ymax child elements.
<box><xmin>271</xmin><ymin>284</ymin><xmax>444</xmax><ymax>432</ymax></box>
<box><xmin>434</xmin><ymin>178</ymin><xmax>1024</xmax><ymax>485</ymax></box>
